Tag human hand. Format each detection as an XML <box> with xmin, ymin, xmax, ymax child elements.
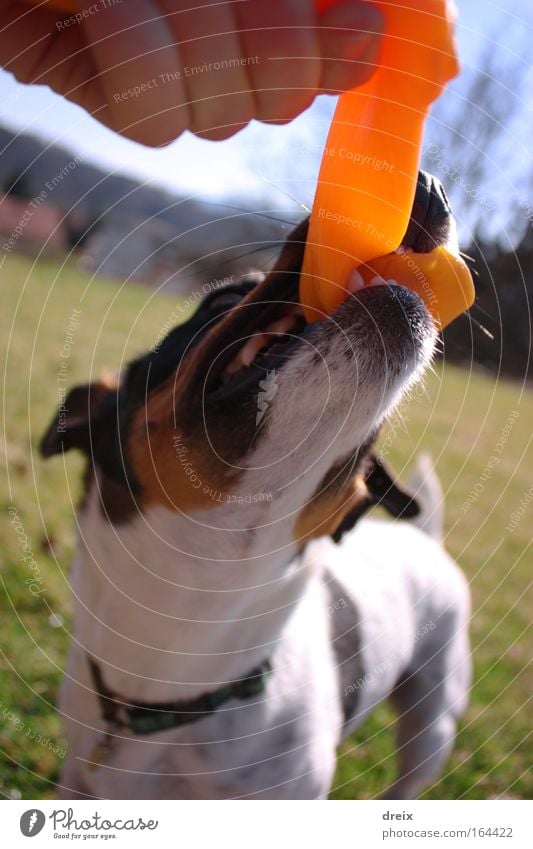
<box><xmin>0</xmin><ymin>0</ymin><xmax>383</xmax><ymax>146</ymax></box>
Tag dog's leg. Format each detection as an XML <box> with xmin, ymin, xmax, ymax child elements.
<box><xmin>56</xmin><ymin>755</ymin><xmax>96</xmax><ymax>800</ymax></box>
<box><xmin>383</xmin><ymin>675</ymin><xmax>458</xmax><ymax>799</ymax></box>
<box><xmin>384</xmin><ymin>606</ymin><xmax>471</xmax><ymax>799</ymax></box>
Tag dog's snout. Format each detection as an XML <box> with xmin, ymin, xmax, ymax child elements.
<box><xmin>402</xmin><ymin>170</ymin><xmax>453</xmax><ymax>253</ymax></box>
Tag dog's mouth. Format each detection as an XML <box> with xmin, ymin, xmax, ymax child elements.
<box><xmin>223</xmin><ymin>306</ymin><xmax>303</xmax><ymax>376</ymax></box>
<box><xmin>183</xmin><ymin>171</ymin><xmax>452</xmax><ymax>403</ymax></box>
<box><xmin>215</xmin><ymin>299</ymin><xmax>306</xmax><ymax>391</ymax></box>
<box><xmin>202</xmin><ymin>277</ymin><xmax>307</xmax><ymax>399</ymax></box>
<box><xmin>401</xmin><ymin>170</ymin><xmax>454</xmax><ymax>253</ymax></box>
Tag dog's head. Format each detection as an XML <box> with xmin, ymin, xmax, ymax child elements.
<box><xmin>41</xmin><ymin>172</ymin><xmax>454</xmax><ymax>549</ymax></box>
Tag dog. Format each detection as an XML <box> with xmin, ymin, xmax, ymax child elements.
<box><xmin>40</xmin><ymin>171</ymin><xmax>471</xmax><ymax>800</ymax></box>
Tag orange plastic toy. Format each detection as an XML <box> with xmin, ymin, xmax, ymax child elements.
<box><xmin>353</xmin><ymin>246</ymin><xmax>473</xmax><ymax>330</ymax></box>
<box><xmin>301</xmin><ymin>0</ymin><xmax>475</xmax><ymax>325</ymax></box>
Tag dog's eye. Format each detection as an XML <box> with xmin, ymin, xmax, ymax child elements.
<box><xmin>207</xmin><ymin>292</ymin><xmax>243</xmax><ymax>313</ymax></box>
<box><xmin>202</xmin><ymin>278</ymin><xmax>260</xmax><ymax>316</ymax></box>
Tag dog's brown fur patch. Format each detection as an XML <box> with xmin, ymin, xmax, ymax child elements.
<box><xmin>99</xmin><ymin>472</ymin><xmax>139</xmax><ymax>523</ymax></box>
<box><xmin>127</xmin><ymin>378</ymin><xmax>239</xmax><ymax>512</ymax></box>
<box><xmin>294</xmin><ymin>469</ymin><xmax>369</xmax><ymax>544</ymax></box>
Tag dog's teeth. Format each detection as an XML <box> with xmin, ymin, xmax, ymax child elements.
<box><xmin>238</xmin><ymin>316</ymin><xmax>296</xmax><ymax>366</ymax></box>
<box><xmin>225</xmin><ymin>336</ymin><xmax>266</xmax><ymax>374</ymax></box>
<box><xmin>263</xmin><ymin>315</ymin><xmax>295</xmax><ymax>335</ymax></box>
<box><xmin>240</xmin><ymin>334</ymin><xmax>270</xmax><ymax>366</ymax></box>
<box><xmin>222</xmin><ymin>309</ymin><xmax>299</xmax><ymax>378</ymax></box>
<box><xmin>225</xmin><ymin>356</ymin><xmax>243</xmax><ymax>375</ymax></box>
<box><xmin>367</xmin><ymin>275</ymin><xmax>388</xmax><ymax>288</ymax></box>
<box><xmin>347</xmin><ymin>269</ymin><xmax>365</xmax><ymax>293</ymax></box>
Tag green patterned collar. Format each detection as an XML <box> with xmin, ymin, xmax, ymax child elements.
<box><xmin>88</xmin><ymin>656</ymin><xmax>273</xmax><ymax>735</ymax></box>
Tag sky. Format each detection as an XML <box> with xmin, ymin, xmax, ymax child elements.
<box><xmin>0</xmin><ymin>0</ymin><xmax>530</xmax><ymax>237</ymax></box>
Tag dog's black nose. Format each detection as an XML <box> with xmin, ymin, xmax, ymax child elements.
<box><xmin>401</xmin><ymin>170</ymin><xmax>453</xmax><ymax>253</ymax></box>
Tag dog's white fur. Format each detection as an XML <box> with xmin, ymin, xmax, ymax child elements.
<box><xmin>55</xmin><ymin>282</ymin><xmax>471</xmax><ymax>800</ymax></box>
<box><xmin>60</xmin><ymin>506</ymin><xmax>470</xmax><ymax>800</ymax></box>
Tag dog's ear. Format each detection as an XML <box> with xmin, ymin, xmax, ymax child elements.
<box><xmin>331</xmin><ymin>454</ymin><xmax>420</xmax><ymax>543</ymax></box>
<box><xmin>40</xmin><ymin>378</ymin><xmax>116</xmax><ymax>458</ymax></box>
<box><xmin>365</xmin><ymin>454</ymin><xmax>420</xmax><ymax>518</ymax></box>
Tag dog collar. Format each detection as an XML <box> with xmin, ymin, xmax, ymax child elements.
<box><xmin>87</xmin><ymin>656</ymin><xmax>273</xmax><ymax>736</ymax></box>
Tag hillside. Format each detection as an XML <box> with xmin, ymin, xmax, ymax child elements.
<box><xmin>0</xmin><ymin>124</ymin><xmax>290</xmax><ymax>289</ymax></box>
<box><xmin>1</xmin><ymin>123</ymin><xmax>531</xmax><ymax>378</ymax></box>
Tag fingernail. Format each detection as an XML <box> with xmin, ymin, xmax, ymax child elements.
<box><xmin>347</xmin><ymin>268</ymin><xmax>365</xmax><ymax>293</ymax></box>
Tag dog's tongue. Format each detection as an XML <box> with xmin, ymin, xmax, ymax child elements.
<box><xmin>301</xmin><ymin>246</ymin><xmax>475</xmax><ymax>329</ymax></box>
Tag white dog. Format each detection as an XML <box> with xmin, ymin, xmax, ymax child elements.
<box><xmin>41</xmin><ymin>172</ymin><xmax>471</xmax><ymax>800</ymax></box>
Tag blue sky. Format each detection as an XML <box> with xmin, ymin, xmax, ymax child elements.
<box><xmin>0</xmin><ymin>0</ymin><xmax>529</xmax><ymax>236</ymax></box>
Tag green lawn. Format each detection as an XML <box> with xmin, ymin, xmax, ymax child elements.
<box><xmin>0</xmin><ymin>252</ymin><xmax>531</xmax><ymax>800</ymax></box>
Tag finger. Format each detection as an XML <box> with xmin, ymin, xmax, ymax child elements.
<box><xmin>318</xmin><ymin>2</ymin><xmax>384</xmax><ymax>94</ymax></box>
<box><xmin>161</xmin><ymin>0</ymin><xmax>255</xmax><ymax>141</ymax></box>
<box><xmin>235</xmin><ymin>0</ymin><xmax>321</xmax><ymax>125</ymax></box>
<box><xmin>0</xmin><ymin>2</ymin><xmax>80</xmax><ymax>82</ymax></box>
<box><xmin>0</xmin><ymin>2</ymin><xmax>113</xmax><ymax>124</ymax></box>
<box><xmin>81</xmin><ymin>0</ymin><xmax>190</xmax><ymax>146</ymax></box>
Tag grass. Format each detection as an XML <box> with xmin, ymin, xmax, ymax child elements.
<box><xmin>0</xmin><ymin>251</ymin><xmax>531</xmax><ymax>800</ymax></box>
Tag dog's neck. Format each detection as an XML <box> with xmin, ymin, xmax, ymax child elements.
<box><xmin>73</xmin><ymin>369</ymin><xmax>387</xmax><ymax>704</ymax></box>
<box><xmin>74</xmin><ymin>472</ymin><xmax>326</xmax><ymax>703</ymax></box>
